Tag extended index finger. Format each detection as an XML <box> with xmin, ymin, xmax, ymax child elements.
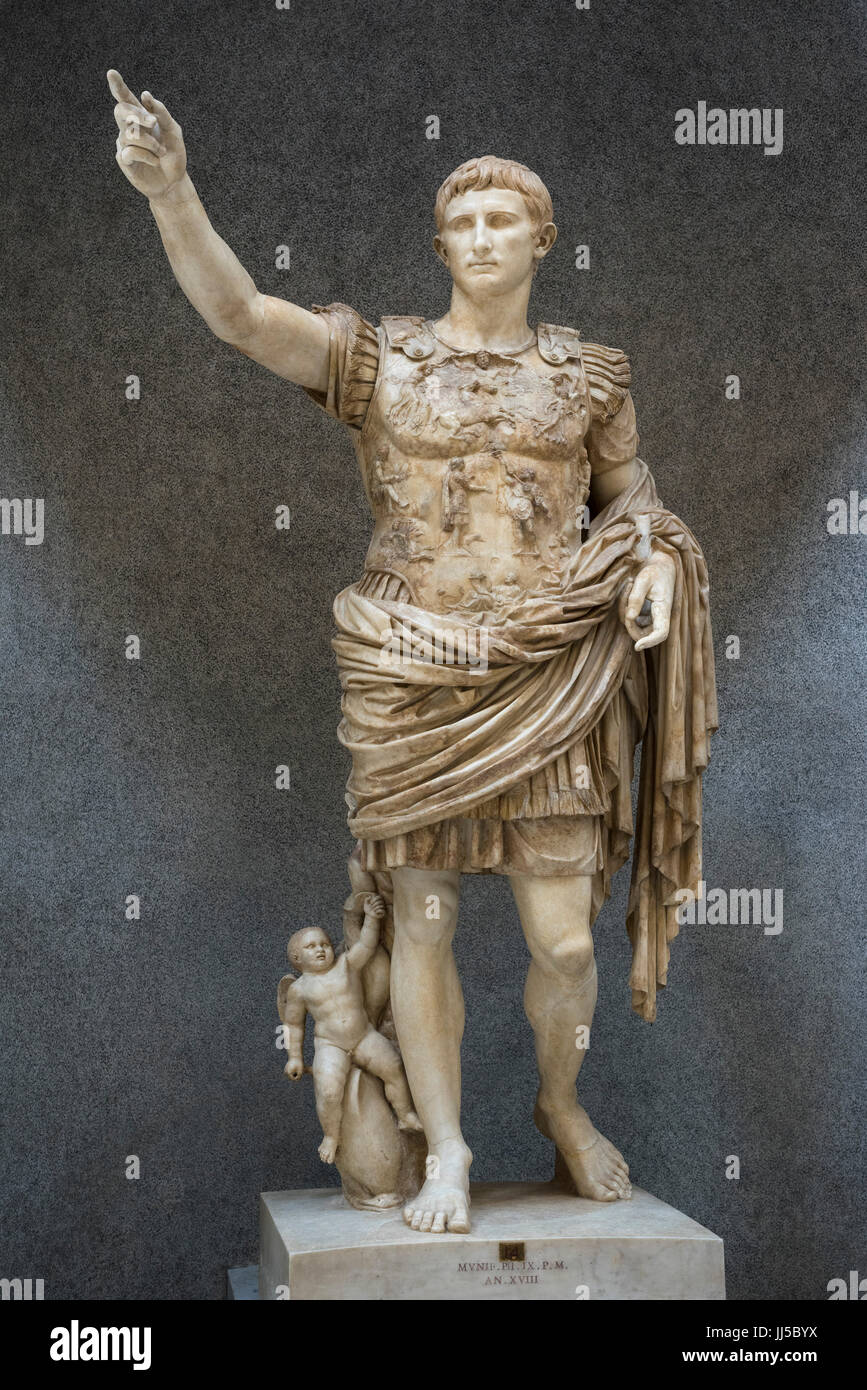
<box><xmin>107</xmin><ymin>69</ymin><xmax>139</xmax><ymax>106</ymax></box>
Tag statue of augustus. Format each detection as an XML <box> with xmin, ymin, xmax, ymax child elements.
<box><xmin>109</xmin><ymin>70</ymin><xmax>718</xmax><ymax>1235</ymax></box>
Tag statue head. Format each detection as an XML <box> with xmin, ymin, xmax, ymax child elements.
<box><xmin>287</xmin><ymin>926</ymin><xmax>334</xmax><ymax>974</ymax></box>
<box><xmin>433</xmin><ymin>156</ymin><xmax>557</xmax><ymax>296</ymax></box>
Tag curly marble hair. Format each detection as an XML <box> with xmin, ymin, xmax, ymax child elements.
<box><xmin>434</xmin><ymin>156</ymin><xmax>554</xmax><ymax>234</ymax></box>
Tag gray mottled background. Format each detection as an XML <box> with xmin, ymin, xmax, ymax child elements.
<box><xmin>1</xmin><ymin>0</ymin><xmax>864</xmax><ymax>1300</ymax></box>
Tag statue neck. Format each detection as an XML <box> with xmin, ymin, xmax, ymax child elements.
<box><xmin>435</xmin><ymin>282</ymin><xmax>534</xmax><ymax>354</ymax></box>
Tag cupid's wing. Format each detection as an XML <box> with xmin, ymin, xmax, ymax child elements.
<box><xmin>277</xmin><ymin>973</ymin><xmax>298</xmax><ymax>1023</ymax></box>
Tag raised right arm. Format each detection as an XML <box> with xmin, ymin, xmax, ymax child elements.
<box><xmin>345</xmin><ymin>894</ymin><xmax>385</xmax><ymax>971</ymax></box>
<box><xmin>108</xmin><ymin>70</ymin><xmax>329</xmax><ymax>392</ymax></box>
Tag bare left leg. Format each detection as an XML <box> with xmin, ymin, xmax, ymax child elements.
<box><xmin>509</xmin><ymin>871</ymin><xmax>631</xmax><ymax>1202</ymax></box>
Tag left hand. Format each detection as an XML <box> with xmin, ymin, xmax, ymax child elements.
<box><xmin>620</xmin><ymin>551</ymin><xmax>676</xmax><ymax>652</ymax></box>
<box><xmin>362</xmin><ymin>893</ymin><xmax>386</xmax><ymax>919</ymax></box>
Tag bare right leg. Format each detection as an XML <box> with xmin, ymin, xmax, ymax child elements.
<box><xmin>389</xmin><ymin>866</ymin><xmax>472</xmax><ymax>1234</ymax></box>
<box><xmin>311</xmin><ymin>1042</ymin><xmax>352</xmax><ymax>1165</ymax></box>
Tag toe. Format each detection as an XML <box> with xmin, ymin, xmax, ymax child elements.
<box><xmin>403</xmin><ymin>1206</ymin><xmax>415</xmax><ymax>1225</ymax></box>
<box><xmin>411</xmin><ymin>1210</ymin><xmax>424</xmax><ymax>1230</ymax></box>
<box><xmin>594</xmin><ymin>1183</ymin><xmax>619</xmax><ymax>1202</ymax></box>
<box><xmin>449</xmin><ymin>1204</ymin><xmax>471</xmax><ymax>1234</ymax></box>
<box><xmin>431</xmin><ymin>1211</ymin><xmax>446</xmax><ymax>1233</ymax></box>
<box><xmin>419</xmin><ymin>1211</ymin><xmax>434</xmax><ymax>1233</ymax></box>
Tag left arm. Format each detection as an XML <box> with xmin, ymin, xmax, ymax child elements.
<box><xmin>585</xmin><ymin>373</ymin><xmax>675</xmax><ymax>652</ymax></box>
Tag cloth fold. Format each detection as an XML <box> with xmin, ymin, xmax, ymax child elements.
<box><xmin>332</xmin><ymin>461</ymin><xmax>718</xmax><ymax>1020</ymax></box>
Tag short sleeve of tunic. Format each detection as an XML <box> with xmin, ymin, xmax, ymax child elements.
<box><xmin>302</xmin><ymin>302</ymin><xmax>380</xmax><ymax>431</ymax></box>
<box><xmin>582</xmin><ymin>342</ymin><xmax>639</xmax><ymax>473</ymax></box>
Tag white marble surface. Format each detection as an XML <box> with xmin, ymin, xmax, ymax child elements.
<box><xmin>260</xmin><ymin>1182</ymin><xmax>725</xmax><ymax>1300</ymax></box>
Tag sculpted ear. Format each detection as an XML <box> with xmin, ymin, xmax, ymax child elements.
<box><xmin>535</xmin><ymin>221</ymin><xmax>558</xmax><ymax>260</ymax></box>
<box><xmin>433</xmin><ymin>235</ymin><xmax>449</xmax><ymax>268</ymax></box>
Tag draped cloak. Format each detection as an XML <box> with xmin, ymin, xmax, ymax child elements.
<box><xmin>332</xmin><ymin>460</ymin><xmax>718</xmax><ymax>1022</ymax></box>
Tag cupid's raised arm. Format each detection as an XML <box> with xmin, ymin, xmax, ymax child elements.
<box><xmin>345</xmin><ymin>893</ymin><xmax>385</xmax><ymax>970</ymax></box>
<box><xmin>107</xmin><ymin>70</ymin><xmax>329</xmax><ymax>391</ymax></box>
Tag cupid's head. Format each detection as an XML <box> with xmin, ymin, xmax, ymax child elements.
<box><xmin>287</xmin><ymin>927</ymin><xmax>334</xmax><ymax>974</ymax></box>
<box><xmin>433</xmin><ymin>156</ymin><xmax>557</xmax><ymax>298</ymax></box>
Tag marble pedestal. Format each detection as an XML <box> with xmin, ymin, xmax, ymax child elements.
<box><xmin>259</xmin><ymin>1182</ymin><xmax>725</xmax><ymax>1300</ymax></box>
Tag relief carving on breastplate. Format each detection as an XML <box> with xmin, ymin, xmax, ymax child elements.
<box><xmin>385</xmin><ymin>352</ymin><xmax>587</xmax><ymax>458</ymax></box>
<box><xmin>440</xmin><ymin>456</ymin><xmax>492</xmax><ymax>553</ymax></box>
<box><xmin>387</xmin><ymin>356</ymin><xmax>518</xmax><ymax>447</ymax></box>
<box><xmin>373</xmin><ymin>518</ymin><xmax>435</xmax><ymax>570</ymax></box>
<box><xmin>498</xmin><ymin>461</ymin><xmax>550</xmax><ymax>555</ymax></box>
<box><xmin>361</xmin><ymin>329</ymin><xmax>595</xmax><ymax>617</ymax></box>
<box><xmin>542</xmin><ymin>372</ymin><xmax>589</xmax><ymax>446</ymax></box>
<box><xmin>370</xmin><ymin>445</ymin><xmax>410</xmax><ymax>514</ymax></box>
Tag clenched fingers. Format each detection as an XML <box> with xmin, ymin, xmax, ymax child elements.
<box><xmin>625</xmin><ymin>567</ymin><xmax>653</xmax><ymax>624</ymax></box>
<box><xmin>116</xmin><ymin>141</ymin><xmax>161</xmax><ymax>169</ymax></box>
<box><xmin>619</xmin><ymin>577</ymin><xmax>650</xmax><ymax>643</ymax></box>
<box><xmin>116</xmin><ymin>127</ymin><xmax>165</xmax><ymax>157</ymax></box>
<box><xmin>634</xmin><ymin>603</ymin><xmax>670</xmax><ymax>652</ymax></box>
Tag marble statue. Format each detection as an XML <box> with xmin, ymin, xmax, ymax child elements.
<box><xmin>277</xmin><ymin>852</ymin><xmax>426</xmax><ymax>1212</ymax></box>
<box><xmin>109</xmin><ymin>70</ymin><xmax>718</xmax><ymax>1237</ymax></box>
<box><xmin>278</xmin><ymin>893</ymin><xmax>423</xmax><ymax>1164</ymax></box>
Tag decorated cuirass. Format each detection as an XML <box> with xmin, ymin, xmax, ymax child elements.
<box><xmin>355</xmin><ymin>317</ymin><xmax>595</xmax><ymax>619</ymax></box>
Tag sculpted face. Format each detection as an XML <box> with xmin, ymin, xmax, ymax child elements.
<box><xmin>294</xmin><ymin>928</ymin><xmax>334</xmax><ymax>973</ymax></box>
<box><xmin>434</xmin><ymin>187</ymin><xmax>557</xmax><ymax>298</ymax></box>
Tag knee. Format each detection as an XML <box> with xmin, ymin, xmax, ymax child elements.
<box><xmin>316</xmin><ymin>1076</ymin><xmax>346</xmax><ymax>1106</ymax></box>
<box><xmin>532</xmin><ymin>927</ymin><xmax>595</xmax><ymax>983</ymax></box>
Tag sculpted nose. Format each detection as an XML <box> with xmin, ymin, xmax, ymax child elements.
<box><xmin>473</xmin><ymin>221</ymin><xmax>492</xmax><ymax>254</ymax></box>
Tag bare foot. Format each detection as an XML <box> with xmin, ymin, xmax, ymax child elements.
<box><xmin>318</xmin><ymin>1135</ymin><xmax>338</xmax><ymax>1164</ymax></box>
<box><xmin>397</xmin><ymin>1109</ymin><xmax>424</xmax><ymax>1133</ymax></box>
<box><xmin>535</xmin><ymin>1098</ymin><xmax>631</xmax><ymax>1202</ymax></box>
<box><xmin>403</xmin><ymin>1138</ymin><xmax>472</xmax><ymax>1234</ymax></box>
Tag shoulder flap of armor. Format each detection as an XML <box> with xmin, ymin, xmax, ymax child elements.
<box><xmin>381</xmin><ymin>315</ymin><xmax>437</xmax><ymax>360</ymax></box>
<box><xmin>581</xmin><ymin>342</ymin><xmax>632</xmax><ymax>423</ymax></box>
<box><xmin>536</xmin><ymin>322</ymin><xmax>583</xmax><ymax>365</ymax></box>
